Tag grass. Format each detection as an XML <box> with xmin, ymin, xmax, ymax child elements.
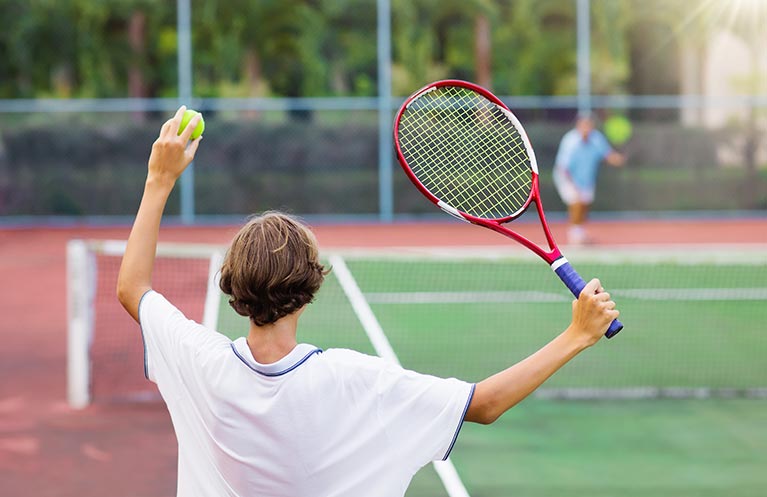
<box><xmin>215</xmin><ymin>255</ymin><xmax>767</xmax><ymax>496</ymax></box>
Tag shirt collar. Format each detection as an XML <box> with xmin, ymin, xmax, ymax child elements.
<box><xmin>230</xmin><ymin>338</ymin><xmax>321</xmax><ymax>377</ymax></box>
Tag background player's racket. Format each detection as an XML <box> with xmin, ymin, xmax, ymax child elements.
<box><xmin>394</xmin><ymin>80</ymin><xmax>623</xmax><ymax>338</ymax></box>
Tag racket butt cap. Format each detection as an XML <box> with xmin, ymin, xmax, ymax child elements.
<box><xmin>605</xmin><ymin>320</ymin><xmax>624</xmax><ymax>338</ymax></box>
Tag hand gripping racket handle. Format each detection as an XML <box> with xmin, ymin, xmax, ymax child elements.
<box><xmin>552</xmin><ymin>259</ymin><xmax>624</xmax><ymax>338</ymax></box>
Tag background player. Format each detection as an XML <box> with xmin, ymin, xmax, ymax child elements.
<box><xmin>553</xmin><ymin>113</ymin><xmax>626</xmax><ymax>245</ymax></box>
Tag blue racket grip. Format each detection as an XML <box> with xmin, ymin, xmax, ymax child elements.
<box><xmin>552</xmin><ymin>258</ymin><xmax>624</xmax><ymax>338</ymax></box>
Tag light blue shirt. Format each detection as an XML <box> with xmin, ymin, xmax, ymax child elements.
<box><xmin>554</xmin><ymin>129</ymin><xmax>612</xmax><ymax>189</ymax></box>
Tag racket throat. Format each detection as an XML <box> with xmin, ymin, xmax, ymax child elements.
<box><xmin>437</xmin><ymin>201</ymin><xmax>469</xmax><ymax>223</ymax></box>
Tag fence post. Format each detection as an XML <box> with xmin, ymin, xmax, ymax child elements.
<box><xmin>178</xmin><ymin>0</ymin><xmax>195</xmax><ymax>223</ymax></box>
<box><xmin>377</xmin><ymin>0</ymin><xmax>393</xmax><ymax>222</ymax></box>
<box><xmin>576</xmin><ymin>0</ymin><xmax>591</xmax><ymax>115</ymax></box>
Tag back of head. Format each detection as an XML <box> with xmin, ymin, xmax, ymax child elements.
<box><xmin>219</xmin><ymin>212</ymin><xmax>327</xmax><ymax>326</ymax></box>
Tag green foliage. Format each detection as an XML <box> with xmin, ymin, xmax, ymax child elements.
<box><xmin>0</xmin><ymin>0</ymin><xmax>176</xmax><ymax>98</ymax></box>
<box><xmin>2</xmin><ymin>0</ymin><xmax>742</xmax><ymax>100</ymax></box>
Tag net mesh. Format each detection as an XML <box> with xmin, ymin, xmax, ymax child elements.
<box><xmin>76</xmin><ymin>243</ymin><xmax>767</xmax><ymax>403</ymax></box>
<box><xmin>341</xmin><ymin>251</ymin><xmax>767</xmax><ymax>396</ymax></box>
<box><xmin>90</xmin><ymin>253</ymin><xmax>210</xmax><ymax>401</ymax></box>
<box><xmin>397</xmin><ymin>85</ymin><xmax>533</xmax><ymax>219</ymax></box>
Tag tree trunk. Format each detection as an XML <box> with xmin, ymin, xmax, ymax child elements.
<box><xmin>243</xmin><ymin>47</ymin><xmax>263</xmax><ymax>119</ymax></box>
<box><xmin>474</xmin><ymin>15</ymin><xmax>492</xmax><ymax>89</ymax></box>
<box><xmin>128</xmin><ymin>10</ymin><xmax>147</xmax><ymax>122</ymax></box>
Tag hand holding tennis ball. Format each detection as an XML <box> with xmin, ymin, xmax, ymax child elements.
<box><xmin>147</xmin><ymin>106</ymin><xmax>203</xmax><ymax>185</ymax></box>
<box><xmin>178</xmin><ymin>109</ymin><xmax>205</xmax><ymax>140</ymax></box>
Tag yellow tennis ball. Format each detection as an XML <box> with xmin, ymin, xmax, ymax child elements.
<box><xmin>604</xmin><ymin>115</ymin><xmax>632</xmax><ymax>146</ymax></box>
<box><xmin>178</xmin><ymin>109</ymin><xmax>205</xmax><ymax>139</ymax></box>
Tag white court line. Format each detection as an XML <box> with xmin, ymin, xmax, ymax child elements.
<box><xmin>329</xmin><ymin>255</ymin><xmax>472</xmax><ymax>497</ymax></box>
<box><xmin>366</xmin><ymin>291</ymin><xmax>569</xmax><ymax>304</ymax></box>
<box><xmin>365</xmin><ymin>288</ymin><xmax>767</xmax><ymax>304</ymax></box>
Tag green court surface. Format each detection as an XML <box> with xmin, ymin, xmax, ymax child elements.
<box><xmin>443</xmin><ymin>398</ymin><xmax>767</xmax><ymax>497</ymax></box>
<box><xmin>215</xmin><ymin>255</ymin><xmax>767</xmax><ymax>496</ymax></box>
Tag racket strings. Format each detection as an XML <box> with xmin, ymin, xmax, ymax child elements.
<box><xmin>416</xmin><ymin>120</ymin><xmax>503</xmax><ymax>214</ymax></box>
<box><xmin>471</xmin><ymin>122</ymin><xmax>532</xmax><ymax>208</ymax></box>
<box><xmin>398</xmin><ymin>86</ymin><xmax>533</xmax><ymax>219</ymax></box>
<box><xmin>403</xmin><ymin>120</ymin><xmax>515</xmax><ymax>218</ymax></box>
<box><xmin>402</xmin><ymin>101</ymin><xmax>518</xmax><ymax>215</ymax></box>
<box><xmin>400</xmin><ymin>91</ymin><xmax>526</xmax><ymax>214</ymax></box>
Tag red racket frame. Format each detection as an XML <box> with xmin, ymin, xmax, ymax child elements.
<box><xmin>393</xmin><ymin>79</ymin><xmax>563</xmax><ymax>265</ymax></box>
<box><xmin>394</xmin><ymin>79</ymin><xmax>624</xmax><ymax>338</ymax></box>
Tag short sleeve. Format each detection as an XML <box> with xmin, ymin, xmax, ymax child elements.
<box><xmin>375</xmin><ymin>361</ymin><xmax>475</xmax><ymax>466</ymax></box>
<box><xmin>592</xmin><ymin>130</ymin><xmax>613</xmax><ymax>158</ymax></box>
<box><xmin>138</xmin><ymin>290</ymin><xmax>231</xmax><ymax>385</ymax></box>
<box><xmin>555</xmin><ymin>131</ymin><xmax>578</xmax><ymax>171</ymax></box>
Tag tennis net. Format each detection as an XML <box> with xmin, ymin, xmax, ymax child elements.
<box><xmin>67</xmin><ymin>240</ymin><xmax>767</xmax><ymax>407</ymax></box>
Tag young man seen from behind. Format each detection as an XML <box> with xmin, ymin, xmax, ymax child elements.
<box><xmin>117</xmin><ymin>107</ymin><xmax>620</xmax><ymax>497</ymax></box>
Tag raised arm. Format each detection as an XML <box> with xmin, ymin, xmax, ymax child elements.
<box><xmin>116</xmin><ymin>106</ymin><xmax>202</xmax><ymax>322</ymax></box>
<box><xmin>465</xmin><ymin>279</ymin><xmax>618</xmax><ymax>424</ymax></box>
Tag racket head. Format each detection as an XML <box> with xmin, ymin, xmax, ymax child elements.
<box><xmin>394</xmin><ymin>80</ymin><xmax>540</xmax><ymax>223</ymax></box>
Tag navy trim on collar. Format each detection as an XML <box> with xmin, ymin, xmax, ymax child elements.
<box><xmin>230</xmin><ymin>340</ymin><xmax>322</xmax><ymax>377</ymax></box>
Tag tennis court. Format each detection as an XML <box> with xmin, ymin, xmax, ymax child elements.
<box><xmin>3</xmin><ymin>221</ymin><xmax>767</xmax><ymax>496</ymax></box>
<box><xmin>4</xmin><ymin>1</ymin><xmax>767</xmax><ymax>494</ymax></box>
<box><xmin>212</xmin><ymin>248</ymin><xmax>767</xmax><ymax>496</ymax></box>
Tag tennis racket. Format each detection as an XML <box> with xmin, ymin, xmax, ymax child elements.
<box><xmin>394</xmin><ymin>80</ymin><xmax>623</xmax><ymax>338</ymax></box>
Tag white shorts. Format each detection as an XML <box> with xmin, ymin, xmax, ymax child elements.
<box><xmin>553</xmin><ymin>167</ymin><xmax>594</xmax><ymax>205</ymax></box>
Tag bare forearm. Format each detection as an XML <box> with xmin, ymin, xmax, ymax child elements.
<box><xmin>116</xmin><ymin>106</ymin><xmax>202</xmax><ymax>322</ymax></box>
<box><xmin>465</xmin><ymin>279</ymin><xmax>618</xmax><ymax>424</ymax></box>
<box><xmin>116</xmin><ymin>177</ymin><xmax>175</xmax><ymax>321</ymax></box>
<box><xmin>606</xmin><ymin>151</ymin><xmax>625</xmax><ymax>166</ymax></box>
<box><xmin>466</xmin><ymin>329</ymin><xmax>589</xmax><ymax>424</ymax></box>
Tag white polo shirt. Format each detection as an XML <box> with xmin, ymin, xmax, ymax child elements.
<box><xmin>139</xmin><ymin>290</ymin><xmax>475</xmax><ymax>497</ymax></box>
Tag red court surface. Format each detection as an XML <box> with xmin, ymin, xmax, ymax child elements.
<box><xmin>1</xmin><ymin>218</ymin><xmax>766</xmax><ymax>496</ymax></box>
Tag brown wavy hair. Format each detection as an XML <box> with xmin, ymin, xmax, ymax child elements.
<box><xmin>219</xmin><ymin>212</ymin><xmax>328</xmax><ymax>326</ymax></box>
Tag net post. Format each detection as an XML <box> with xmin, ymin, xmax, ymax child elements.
<box><xmin>67</xmin><ymin>240</ymin><xmax>95</xmax><ymax>409</ymax></box>
<box><xmin>202</xmin><ymin>251</ymin><xmax>224</xmax><ymax>329</ymax></box>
